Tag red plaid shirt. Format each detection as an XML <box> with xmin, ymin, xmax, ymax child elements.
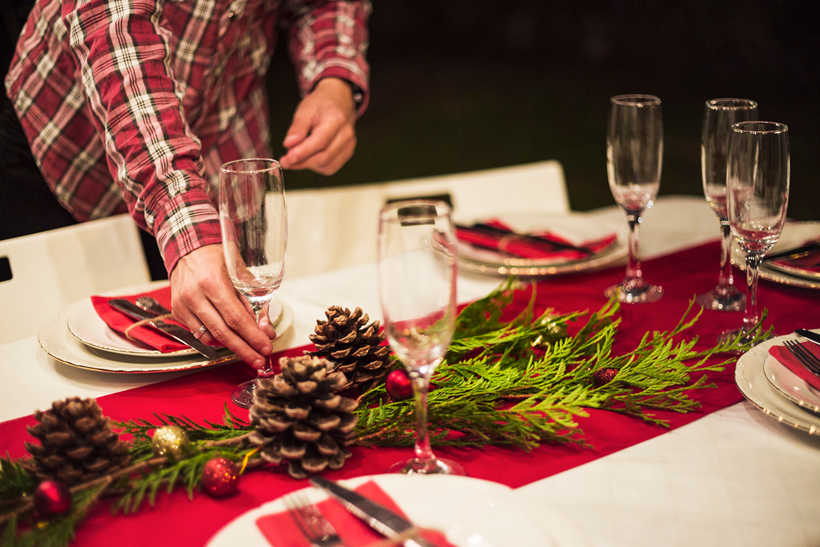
<box><xmin>5</xmin><ymin>0</ymin><xmax>370</xmax><ymax>273</ymax></box>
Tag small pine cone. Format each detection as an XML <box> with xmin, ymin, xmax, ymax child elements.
<box><xmin>307</xmin><ymin>306</ymin><xmax>391</xmax><ymax>390</ymax></box>
<box><xmin>248</xmin><ymin>356</ymin><xmax>359</xmax><ymax>479</ymax></box>
<box><xmin>23</xmin><ymin>397</ymin><xmax>130</xmax><ymax>486</ymax></box>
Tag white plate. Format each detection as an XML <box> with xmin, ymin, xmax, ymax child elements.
<box><xmin>207</xmin><ymin>474</ymin><xmax>582</xmax><ymax>547</ymax></box>
<box><xmin>735</xmin><ymin>333</ymin><xmax>820</xmax><ymax>435</ymax></box>
<box><xmin>37</xmin><ymin>295</ymin><xmax>294</xmax><ymax>374</ymax></box>
<box><xmin>67</xmin><ymin>286</ymin><xmax>285</xmax><ymax>358</ymax></box>
<box><xmin>456</xmin><ymin>213</ymin><xmax>627</xmax><ymax>277</ymax></box>
<box><xmin>763</xmin><ymin>348</ymin><xmax>820</xmax><ymax>414</ymax></box>
<box><xmin>732</xmin><ymin>221</ymin><xmax>820</xmax><ymax>290</ymax></box>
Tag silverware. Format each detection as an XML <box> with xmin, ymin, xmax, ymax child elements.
<box><xmin>108</xmin><ymin>299</ymin><xmax>219</xmax><ymax>360</ymax></box>
<box><xmin>284</xmin><ymin>490</ymin><xmax>345</xmax><ymax>547</ymax></box>
<box><xmin>764</xmin><ymin>241</ymin><xmax>820</xmax><ymax>262</ymax></box>
<box><xmin>456</xmin><ymin>222</ymin><xmax>595</xmax><ymax>255</ymax></box>
<box><xmin>309</xmin><ymin>476</ymin><xmax>437</xmax><ymax>547</ymax></box>
<box><xmin>135</xmin><ymin>296</ymin><xmax>173</xmax><ymax>316</ymax></box>
<box><xmin>784</xmin><ymin>340</ymin><xmax>820</xmax><ymax>376</ymax></box>
<box><xmin>795</xmin><ymin>329</ymin><xmax>820</xmax><ymax>348</ymax></box>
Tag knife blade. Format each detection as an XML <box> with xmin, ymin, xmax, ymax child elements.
<box><xmin>796</xmin><ymin>329</ymin><xmax>820</xmax><ymax>347</ymax></box>
<box><xmin>309</xmin><ymin>476</ymin><xmax>437</xmax><ymax>547</ymax></box>
<box><xmin>764</xmin><ymin>241</ymin><xmax>820</xmax><ymax>262</ymax></box>
<box><xmin>108</xmin><ymin>299</ymin><xmax>219</xmax><ymax>360</ymax></box>
<box><xmin>455</xmin><ymin>223</ymin><xmax>595</xmax><ymax>254</ymax></box>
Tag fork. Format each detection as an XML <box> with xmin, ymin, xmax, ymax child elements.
<box><xmin>784</xmin><ymin>340</ymin><xmax>820</xmax><ymax>375</ymax></box>
<box><xmin>284</xmin><ymin>490</ymin><xmax>345</xmax><ymax>547</ymax></box>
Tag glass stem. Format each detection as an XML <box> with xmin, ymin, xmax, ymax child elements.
<box><xmin>625</xmin><ymin>212</ymin><xmax>643</xmax><ymax>279</ymax></box>
<box><xmin>742</xmin><ymin>253</ymin><xmax>762</xmax><ymax>332</ymax></box>
<box><xmin>717</xmin><ymin>219</ymin><xmax>734</xmax><ymax>287</ymax></box>
<box><xmin>410</xmin><ymin>369</ymin><xmax>434</xmax><ymax>464</ymax></box>
<box><xmin>251</xmin><ymin>301</ymin><xmax>274</xmax><ymax>378</ymax></box>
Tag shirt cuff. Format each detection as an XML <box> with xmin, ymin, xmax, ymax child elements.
<box><xmin>152</xmin><ymin>191</ymin><xmax>222</xmax><ymax>274</ymax></box>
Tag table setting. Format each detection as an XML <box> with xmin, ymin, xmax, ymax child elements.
<box><xmin>2</xmin><ymin>95</ymin><xmax>820</xmax><ymax>547</ymax></box>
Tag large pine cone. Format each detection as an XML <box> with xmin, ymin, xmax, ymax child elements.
<box><xmin>23</xmin><ymin>397</ymin><xmax>130</xmax><ymax>485</ymax></box>
<box><xmin>249</xmin><ymin>355</ymin><xmax>359</xmax><ymax>479</ymax></box>
<box><xmin>307</xmin><ymin>306</ymin><xmax>391</xmax><ymax>391</ymax></box>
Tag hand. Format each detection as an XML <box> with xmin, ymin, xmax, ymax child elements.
<box><xmin>279</xmin><ymin>77</ymin><xmax>357</xmax><ymax>175</ymax></box>
<box><xmin>169</xmin><ymin>244</ymin><xmax>273</xmax><ymax>369</ymax></box>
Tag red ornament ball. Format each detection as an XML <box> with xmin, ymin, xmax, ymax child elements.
<box><xmin>201</xmin><ymin>457</ymin><xmax>240</xmax><ymax>498</ymax></box>
<box><xmin>386</xmin><ymin>369</ymin><xmax>413</xmax><ymax>400</ymax></box>
<box><xmin>593</xmin><ymin>368</ymin><xmax>619</xmax><ymax>388</ymax></box>
<box><xmin>34</xmin><ymin>480</ymin><xmax>72</xmax><ymax>517</ymax></box>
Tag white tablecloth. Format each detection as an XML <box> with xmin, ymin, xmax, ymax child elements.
<box><xmin>2</xmin><ymin>196</ymin><xmax>819</xmax><ymax>547</ymax></box>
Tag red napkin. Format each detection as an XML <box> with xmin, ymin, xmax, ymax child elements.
<box><xmin>255</xmin><ymin>480</ymin><xmax>457</xmax><ymax>547</ymax></box>
<box><xmin>456</xmin><ymin>219</ymin><xmax>616</xmax><ymax>260</ymax></box>
<box><xmin>768</xmin><ymin>341</ymin><xmax>820</xmax><ymax>391</ymax></box>
<box><xmin>770</xmin><ymin>248</ymin><xmax>820</xmax><ymax>274</ymax></box>
<box><xmin>91</xmin><ymin>286</ymin><xmax>215</xmax><ymax>353</ymax></box>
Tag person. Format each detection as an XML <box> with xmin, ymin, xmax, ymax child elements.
<box><xmin>2</xmin><ymin>0</ymin><xmax>370</xmax><ymax>369</ymax></box>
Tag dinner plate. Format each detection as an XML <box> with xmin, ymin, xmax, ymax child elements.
<box><xmin>67</xmin><ymin>288</ymin><xmax>286</xmax><ymax>358</ymax></box>
<box><xmin>37</xmin><ymin>293</ymin><xmax>294</xmax><ymax>374</ymax></box>
<box><xmin>735</xmin><ymin>333</ymin><xmax>820</xmax><ymax>435</ymax></box>
<box><xmin>766</xmin><ymin>257</ymin><xmax>820</xmax><ymax>281</ymax></box>
<box><xmin>732</xmin><ymin>221</ymin><xmax>820</xmax><ymax>290</ymax></box>
<box><xmin>456</xmin><ymin>212</ymin><xmax>627</xmax><ymax>277</ymax></box>
<box><xmin>763</xmin><ymin>350</ymin><xmax>820</xmax><ymax>414</ymax></box>
<box><xmin>207</xmin><ymin>474</ymin><xmax>583</xmax><ymax>547</ymax></box>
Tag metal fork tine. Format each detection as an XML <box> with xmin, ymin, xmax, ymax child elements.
<box><xmin>784</xmin><ymin>340</ymin><xmax>820</xmax><ymax>375</ymax></box>
<box><xmin>284</xmin><ymin>490</ymin><xmax>344</xmax><ymax>547</ymax></box>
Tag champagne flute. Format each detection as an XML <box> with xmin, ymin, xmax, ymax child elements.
<box><xmin>605</xmin><ymin>95</ymin><xmax>664</xmax><ymax>303</ymax></box>
<box><xmin>378</xmin><ymin>200</ymin><xmax>464</xmax><ymax>475</ymax></box>
<box><xmin>720</xmin><ymin>122</ymin><xmax>789</xmax><ymax>343</ymax></box>
<box><xmin>219</xmin><ymin>158</ymin><xmax>287</xmax><ymax>408</ymax></box>
<box><xmin>696</xmin><ymin>99</ymin><xmax>758</xmax><ymax>311</ymax></box>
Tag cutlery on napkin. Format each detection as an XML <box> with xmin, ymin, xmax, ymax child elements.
<box><xmin>455</xmin><ymin>219</ymin><xmax>616</xmax><ymax>260</ymax></box>
<box><xmin>255</xmin><ymin>481</ymin><xmax>456</xmax><ymax>547</ymax></box>
<box><xmin>768</xmin><ymin>339</ymin><xmax>820</xmax><ymax>391</ymax></box>
<box><xmin>764</xmin><ymin>240</ymin><xmax>820</xmax><ymax>274</ymax></box>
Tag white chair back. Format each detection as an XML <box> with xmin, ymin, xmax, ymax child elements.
<box><xmin>0</xmin><ymin>214</ymin><xmax>151</xmax><ymax>344</ymax></box>
<box><xmin>285</xmin><ymin>160</ymin><xmax>568</xmax><ymax>279</ymax></box>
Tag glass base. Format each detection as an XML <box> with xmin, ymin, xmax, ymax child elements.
<box><xmin>695</xmin><ymin>286</ymin><xmax>746</xmax><ymax>312</ymax></box>
<box><xmin>231</xmin><ymin>379</ymin><xmax>258</xmax><ymax>409</ymax></box>
<box><xmin>605</xmin><ymin>278</ymin><xmax>663</xmax><ymax>304</ymax></box>
<box><xmin>388</xmin><ymin>457</ymin><xmax>466</xmax><ymax>476</ymax></box>
<box><xmin>717</xmin><ymin>327</ymin><xmax>772</xmax><ymax>347</ymax></box>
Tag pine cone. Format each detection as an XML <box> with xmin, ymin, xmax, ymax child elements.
<box><xmin>23</xmin><ymin>397</ymin><xmax>130</xmax><ymax>486</ymax></box>
<box><xmin>249</xmin><ymin>355</ymin><xmax>359</xmax><ymax>479</ymax></box>
<box><xmin>307</xmin><ymin>306</ymin><xmax>391</xmax><ymax>390</ymax></box>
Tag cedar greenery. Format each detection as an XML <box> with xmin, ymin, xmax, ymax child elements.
<box><xmin>0</xmin><ymin>278</ymin><xmax>770</xmax><ymax>546</ymax></box>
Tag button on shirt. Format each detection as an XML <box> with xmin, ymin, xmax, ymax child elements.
<box><xmin>5</xmin><ymin>0</ymin><xmax>370</xmax><ymax>273</ymax></box>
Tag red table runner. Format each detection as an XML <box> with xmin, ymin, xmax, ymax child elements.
<box><xmin>3</xmin><ymin>241</ymin><xmax>820</xmax><ymax>546</ymax></box>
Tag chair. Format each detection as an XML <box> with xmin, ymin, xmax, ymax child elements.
<box><xmin>284</xmin><ymin>160</ymin><xmax>568</xmax><ymax>279</ymax></box>
<box><xmin>0</xmin><ymin>214</ymin><xmax>151</xmax><ymax>344</ymax></box>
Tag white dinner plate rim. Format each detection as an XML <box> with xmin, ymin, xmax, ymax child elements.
<box><xmin>66</xmin><ymin>282</ymin><xmax>285</xmax><ymax>358</ymax></box>
<box><xmin>763</xmin><ymin>348</ymin><xmax>820</xmax><ymax>415</ymax></box>
<box><xmin>731</xmin><ymin>221</ymin><xmax>820</xmax><ymax>290</ymax></box>
<box><xmin>206</xmin><ymin>474</ymin><xmax>568</xmax><ymax>547</ymax></box>
<box><xmin>735</xmin><ymin>332</ymin><xmax>820</xmax><ymax>435</ymax></box>
<box><xmin>765</xmin><ymin>259</ymin><xmax>820</xmax><ymax>281</ymax></box>
<box><xmin>37</xmin><ymin>291</ymin><xmax>294</xmax><ymax>374</ymax></box>
<box><xmin>456</xmin><ymin>212</ymin><xmax>626</xmax><ymax>277</ymax></box>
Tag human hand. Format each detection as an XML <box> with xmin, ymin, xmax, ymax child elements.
<box><xmin>169</xmin><ymin>244</ymin><xmax>274</xmax><ymax>369</ymax></box>
<box><xmin>279</xmin><ymin>77</ymin><xmax>357</xmax><ymax>175</ymax></box>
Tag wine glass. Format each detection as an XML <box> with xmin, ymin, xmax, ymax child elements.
<box><xmin>605</xmin><ymin>95</ymin><xmax>664</xmax><ymax>303</ymax></box>
<box><xmin>696</xmin><ymin>99</ymin><xmax>758</xmax><ymax>311</ymax></box>
<box><xmin>720</xmin><ymin>122</ymin><xmax>789</xmax><ymax>343</ymax></box>
<box><xmin>219</xmin><ymin>158</ymin><xmax>287</xmax><ymax>408</ymax></box>
<box><xmin>378</xmin><ymin>200</ymin><xmax>464</xmax><ymax>475</ymax></box>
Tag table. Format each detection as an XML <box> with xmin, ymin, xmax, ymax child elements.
<box><xmin>2</xmin><ymin>196</ymin><xmax>819</xmax><ymax>547</ymax></box>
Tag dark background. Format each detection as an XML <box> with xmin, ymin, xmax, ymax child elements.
<box><xmin>268</xmin><ymin>0</ymin><xmax>819</xmax><ymax>220</ymax></box>
<box><xmin>4</xmin><ymin>1</ymin><xmax>818</xmax><ymax>220</ymax></box>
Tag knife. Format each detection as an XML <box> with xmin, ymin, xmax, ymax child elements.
<box><xmin>764</xmin><ymin>241</ymin><xmax>820</xmax><ymax>262</ymax></box>
<box><xmin>455</xmin><ymin>223</ymin><xmax>595</xmax><ymax>255</ymax></box>
<box><xmin>796</xmin><ymin>329</ymin><xmax>820</xmax><ymax>347</ymax></box>
<box><xmin>309</xmin><ymin>476</ymin><xmax>438</xmax><ymax>547</ymax></box>
<box><xmin>108</xmin><ymin>299</ymin><xmax>219</xmax><ymax>360</ymax></box>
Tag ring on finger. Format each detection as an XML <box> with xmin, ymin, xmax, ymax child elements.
<box><xmin>193</xmin><ymin>324</ymin><xmax>209</xmax><ymax>339</ymax></box>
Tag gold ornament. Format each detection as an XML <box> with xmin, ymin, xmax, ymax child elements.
<box><xmin>531</xmin><ymin>314</ymin><xmax>568</xmax><ymax>349</ymax></box>
<box><xmin>151</xmin><ymin>426</ymin><xmax>191</xmax><ymax>459</ymax></box>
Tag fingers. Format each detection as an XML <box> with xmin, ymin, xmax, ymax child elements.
<box><xmin>170</xmin><ymin>245</ymin><xmax>273</xmax><ymax>369</ymax></box>
<box><xmin>282</xmin><ymin>122</ymin><xmax>356</xmax><ymax>175</ymax></box>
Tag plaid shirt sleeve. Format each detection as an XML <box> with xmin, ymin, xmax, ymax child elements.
<box><xmin>61</xmin><ymin>0</ymin><xmax>220</xmax><ymax>274</ymax></box>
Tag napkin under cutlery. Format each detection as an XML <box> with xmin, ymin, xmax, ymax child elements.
<box><xmin>255</xmin><ymin>481</ymin><xmax>456</xmax><ymax>547</ymax></box>
<box><xmin>455</xmin><ymin>219</ymin><xmax>616</xmax><ymax>260</ymax></box>
<box><xmin>768</xmin><ymin>341</ymin><xmax>820</xmax><ymax>391</ymax></box>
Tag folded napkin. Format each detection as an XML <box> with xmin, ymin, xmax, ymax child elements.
<box><xmin>770</xmin><ymin>247</ymin><xmax>820</xmax><ymax>274</ymax></box>
<box><xmin>768</xmin><ymin>341</ymin><xmax>820</xmax><ymax>391</ymax></box>
<box><xmin>255</xmin><ymin>480</ymin><xmax>457</xmax><ymax>547</ymax></box>
<box><xmin>91</xmin><ymin>285</ymin><xmax>216</xmax><ymax>353</ymax></box>
<box><xmin>455</xmin><ymin>219</ymin><xmax>616</xmax><ymax>261</ymax></box>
